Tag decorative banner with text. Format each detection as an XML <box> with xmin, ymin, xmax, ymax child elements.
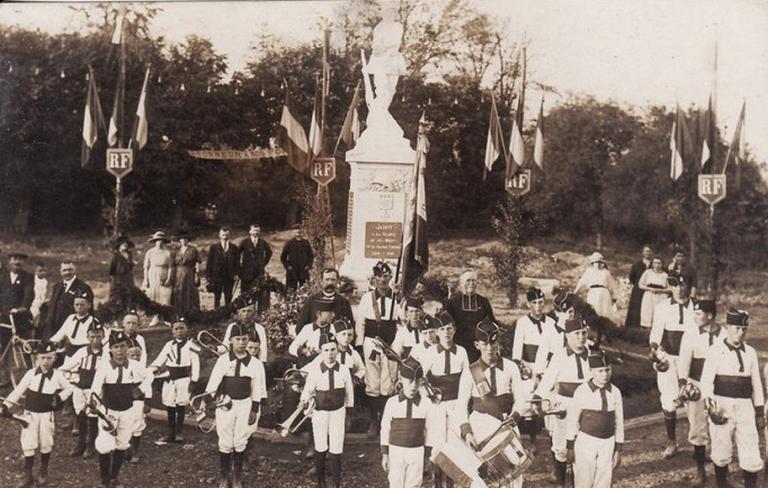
<box><xmin>187</xmin><ymin>148</ymin><xmax>286</xmax><ymax>160</ymax></box>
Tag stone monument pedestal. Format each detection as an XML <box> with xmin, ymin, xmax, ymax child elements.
<box><xmin>339</xmin><ymin>136</ymin><xmax>415</xmax><ymax>293</ymax></box>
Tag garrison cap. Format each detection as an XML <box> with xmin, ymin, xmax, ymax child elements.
<box><xmin>726</xmin><ymin>308</ymin><xmax>749</xmax><ymax>327</ymax></box>
<box><xmin>526</xmin><ymin>287</ymin><xmax>544</xmax><ymax>302</ymax></box>
<box><xmin>474</xmin><ymin>318</ymin><xmax>500</xmax><ymax>343</ymax></box>
<box><xmin>399</xmin><ymin>357</ymin><xmax>424</xmax><ymax>381</ymax></box>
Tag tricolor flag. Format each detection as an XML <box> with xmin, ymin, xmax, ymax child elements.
<box><xmin>508</xmin><ymin>50</ymin><xmax>526</xmax><ymax>178</ymax></box>
<box><xmin>334</xmin><ymin>80</ymin><xmax>361</xmax><ymax>156</ymax></box>
<box><xmin>308</xmin><ymin>81</ymin><xmax>322</xmax><ymax>161</ymax></box>
<box><xmin>669</xmin><ymin>104</ymin><xmax>692</xmax><ymax>181</ymax></box>
<box><xmin>81</xmin><ymin>66</ymin><xmax>105</xmax><ymax>167</ymax></box>
<box><xmin>399</xmin><ymin>114</ymin><xmax>429</xmax><ymax>298</ymax></box>
<box><xmin>483</xmin><ymin>94</ymin><xmax>504</xmax><ymax>179</ymax></box>
<box><xmin>130</xmin><ymin>66</ymin><xmax>151</xmax><ymax>150</ymax></box>
<box><xmin>533</xmin><ymin>96</ymin><xmax>545</xmax><ymax>171</ymax></box>
<box><xmin>107</xmin><ymin>66</ymin><xmax>125</xmax><ymax>147</ymax></box>
<box><xmin>723</xmin><ymin>100</ymin><xmax>746</xmax><ymax>189</ymax></box>
<box><xmin>699</xmin><ymin>94</ymin><xmax>716</xmax><ymax>171</ymax></box>
<box><xmin>279</xmin><ymin>88</ymin><xmax>310</xmax><ymax>173</ymax></box>
<box><xmin>111</xmin><ymin>13</ymin><xmax>124</xmax><ymax>45</ymax></box>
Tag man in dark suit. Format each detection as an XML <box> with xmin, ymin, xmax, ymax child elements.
<box><xmin>44</xmin><ymin>260</ymin><xmax>93</xmax><ymax>341</ymax></box>
<box><xmin>625</xmin><ymin>244</ymin><xmax>653</xmax><ymax>328</ymax></box>
<box><xmin>296</xmin><ymin>268</ymin><xmax>354</xmax><ymax>333</ymax></box>
<box><xmin>239</xmin><ymin>224</ymin><xmax>272</xmax><ymax>312</ymax></box>
<box><xmin>0</xmin><ymin>252</ymin><xmax>35</xmax><ymax>383</ymax></box>
<box><xmin>442</xmin><ymin>269</ymin><xmax>495</xmax><ymax>362</ymax></box>
<box><xmin>206</xmin><ymin>226</ymin><xmax>241</xmax><ymax>307</ymax></box>
<box><xmin>280</xmin><ymin>226</ymin><xmax>314</xmax><ymax>290</ymax></box>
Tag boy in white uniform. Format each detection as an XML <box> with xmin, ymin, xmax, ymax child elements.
<box><xmin>408</xmin><ymin>314</ymin><xmax>439</xmax><ymax>367</ymax></box>
<box><xmin>50</xmin><ymin>291</ymin><xmax>97</xmax><ymax>360</ymax></box>
<box><xmin>126</xmin><ymin>337</ymin><xmax>152</xmax><ymax>463</ymax></box>
<box><xmin>223</xmin><ymin>304</ymin><xmax>268</xmax><ymax>362</ymax></box>
<box><xmin>391</xmin><ymin>296</ymin><xmax>424</xmax><ymax>359</ymax></box>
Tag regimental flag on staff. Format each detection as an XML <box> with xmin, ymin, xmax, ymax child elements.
<box><xmin>399</xmin><ymin>114</ymin><xmax>429</xmax><ymax>298</ymax></box>
<box><xmin>130</xmin><ymin>66</ymin><xmax>151</xmax><ymax>150</ymax></box>
<box><xmin>483</xmin><ymin>93</ymin><xmax>504</xmax><ymax>179</ymax></box>
<box><xmin>669</xmin><ymin>103</ymin><xmax>693</xmax><ymax>181</ymax></box>
<box><xmin>533</xmin><ymin>95</ymin><xmax>545</xmax><ymax>172</ymax></box>
<box><xmin>334</xmin><ymin>80</ymin><xmax>361</xmax><ymax>156</ymax></box>
<box><xmin>279</xmin><ymin>88</ymin><xmax>310</xmax><ymax>173</ymax></box>
<box><xmin>107</xmin><ymin>65</ymin><xmax>125</xmax><ymax>147</ymax></box>
<box><xmin>723</xmin><ymin>100</ymin><xmax>746</xmax><ymax>189</ymax></box>
<box><xmin>699</xmin><ymin>93</ymin><xmax>716</xmax><ymax>171</ymax></box>
<box><xmin>508</xmin><ymin>50</ymin><xmax>526</xmax><ymax>179</ymax></box>
<box><xmin>81</xmin><ymin>66</ymin><xmax>106</xmax><ymax>167</ymax></box>
<box><xmin>308</xmin><ymin>81</ymin><xmax>323</xmax><ymax>162</ymax></box>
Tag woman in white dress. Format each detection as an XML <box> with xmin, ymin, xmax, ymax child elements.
<box><xmin>638</xmin><ymin>256</ymin><xmax>670</xmax><ymax>328</ymax></box>
<box><xmin>574</xmin><ymin>252</ymin><xmax>617</xmax><ymax>318</ymax></box>
<box><xmin>143</xmin><ymin>230</ymin><xmax>173</xmax><ymax>305</ymax></box>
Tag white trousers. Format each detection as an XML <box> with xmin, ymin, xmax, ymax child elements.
<box><xmin>686</xmin><ymin>385</ymin><xmax>708</xmax><ymax>446</ymax></box>
<box><xmin>20</xmin><ymin>411</ymin><xmax>55</xmax><ymax>456</ymax></box>
<box><xmin>709</xmin><ymin>396</ymin><xmax>763</xmax><ymax>472</ymax></box>
<box><xmin>215</xmin><ymin>398</ymin><xmax>252</xmax><ymax>453</ymax></box>
<box><xmin>573</xmin><ymin>433</ymin><xmax>615</xmax><ymax>488</ymax></box>
<box><xmin>95</xmin><ymin>408</ymin><xmax>137</xmax><ymax>453</ymax></box>
<box><xmin>388</xmin><ymin>445</ymin><xmax>424</xmax><ymax>488</ymax></box>
<box><xmin>312</xmin><ymin>406</ymin><xmax>346</xmax><ymax>454</ymax></box>
<box><xmin>469</xmin><ymin>411</ymin><xmax>523</xmax><ymax>488</ymax></box>
<box><xmin>550</xmin><ymin>395</ymin><xmax>572</xmax><ymax>462</ymax></box>
<box><xmin>161</xmin><ymin>378</ymin><xmax>191</xmax><ymax>407</ymax></box>
<box><xmin>130</xmin><ymin>401</ymin><xmax>146</xmax><ymax>437</ymax></box>
<box><xmin>363</xmin><ymin>337</ymin><xmax>397</xmax><ymax>397</ymax></box>
<box><xmin>72</xmin><ymin>387</ymin><xmax>97</xmax><ymax>418</ymax></box>
<box><xmin>656</xmin><ymin>356</ymin><xmax>680</xmax><ymax>413</ymax></box>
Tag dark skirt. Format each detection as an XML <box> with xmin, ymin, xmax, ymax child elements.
<box><xmin>624</xmin><ymin>286</ymin><xmax>644</xmax><ymax>327</ymax></box>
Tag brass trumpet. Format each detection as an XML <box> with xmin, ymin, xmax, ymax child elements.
<box><xmin>87</xmin><ymin>393</ymin><xmax>118</xmax><ymax>435</ymax></box>
<box><xmin>0</xmin><ymin>396</ymin><xmax>32</xmax><ymax>428</ymax></box>
<box><xmin>372</xmin><ymin>337</ymin><xmax>442</xmax><ymax>404</ymax></box>
<box><xmin>280</xmin><ymin>366</ymin><xmax>308</xmax><ymax>394</ymax></box>
<box><xmin>276</xmin><ymin>396</ymin><xmax>315</xmax><ymax>437</ymax></box>
<box><xmin>190</xmin><ymin>392</ymin><xmax>233</xmax><ymax>434</ymax></box>
<box><xmin>196</xmin><ymin>330</ymin><xmax>228</xmax><ymax>357</ymax></box>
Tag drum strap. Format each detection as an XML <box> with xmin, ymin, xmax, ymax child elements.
<box><xmin>469</xmin><ymin>361</ymin><xmax>491</xmax><ymax>397</ymax></box>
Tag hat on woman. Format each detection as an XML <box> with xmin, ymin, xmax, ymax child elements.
<box><xmin>588</xmin><ymin>252</ymin><xmax>606</xmax><ymax>265</ymax></box>
<box><xmin>147</xmin><ymin>230</ymin><xmax>170</xmax><ymax>243</ymax></box>
<box><xmin>174</xmin><ymin>229</ymin><xmax>193</xmax><ymax>241</ymax></box>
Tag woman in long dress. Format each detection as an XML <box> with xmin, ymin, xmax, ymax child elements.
<box><xmin>638</xmin><ymin>256</ymin><xmax>670</xmax><ymax>328</ymax></box>
<box><xmin>172</xmin><ymin>230</ymin><xmax>201</xmax><ymax>315</ymax></box>
<box><xmin>143</xmin><ymin>230</ymin><xmax>173</xmax><ymax>305</ymax></box>
<box><xmin>109</xmin><ymin>238</ymin><xmax>135</xmax><ymax>303</ymax></box>
<box><xmin>574</xmin><ymin>252</ymin><xmax>617</xmax><ymax>318</ymax></box>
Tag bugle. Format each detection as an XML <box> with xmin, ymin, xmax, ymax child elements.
<box><xmin>18</xmin><ymin>339</ymin><xmax>65</xmax><ymax>355</ymax></box>
<box><xmin>0</xmin><ymin>396</ymin><xmax>32</xmax><ymax>428</ymax></box>
<box><xmin>279</xmin><ymin>366</ymin><xmax>308</xmax><ymax>393</ymax></box>
<box><xmin>87</xmin><ymin>393</ymin><xmax>118</xmax><ymax>435</ymax></box>
<box><xmin>372</xmin><ymin>337</ymin><xmax>443</xmax><ymax>404</ymax></box>
<box><xmin>276</xmin><ymin>396</ymin><xmax>315</xmax><ymax>438</ymax></box>
<box><xmin>196</xmin><ymin>330</ymin><xmax>228</xmax><ymax>356</ymax></box>
<box><xmin>190</xmin><ymin>392</ymin><xmax>232</xmax><ymax>434</ymax></box>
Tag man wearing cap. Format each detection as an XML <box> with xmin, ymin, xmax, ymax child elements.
<box><xmin>45</xmin><ymin>261</ymin><xmax>93</xmax><ymax>341</ymax></box>
<box><xmin>239</xmin><ymin>224</ymin><xmax>273</xmax><ymax>307</ymax></box>
<box><xmin>50</xmin><ymin>291</ymin><xmax>98</xmax><ymax>360</ymax></box>
<box><xmin>328</xmin><ymin>319</ymin><xmax>365</xmax><ymax>382</ymax></box>
<box><xmin>224</xmin><ymin>305</ymin><xmax>269</xmax><ymax>363</ymax></box>
<box><xmin>535</xmin><ymin>291</ymin><xmax>575</xmax><ymax>375</ymax></box>
<box><xmin>677</xmin><ymin>299</ymin><xmax>724</xmax><ymax>485</ymax></box>
<box><xmin>2</xmin><ymin>340</ymin><xmax>72</xmax><ymax>487</ymax></box>
<box><xmin>565</xmin><ymin>351</ymin><xmax>624</xmax><ymax>488</ymax></box>
<box><xmin>300</xmin><ymin>333</ymin><xmax>355</xmax><ymax>488</ymax></box>
<box><xmin>668</xmin><ymin>247</ymin><xmax>698</xmax><ymax>299</ymax></box>
<box><xmin>91</xmin><ymin>330</ymin><xmax>154</xmax><ymax>488</ymax></box>
<box><xmin>700</xmin><ymin>309</ymin><xmax>764</xmax><ymax>488</ymax></box>
<box><xmin>61</xmin><ymin>320</ymin><xmax>107</xmax><ymax>459</ymax></box>
<box><xmin>150</xmin><ymin>318</ymin><xmax>200</xmax><ymax>444</ymax></box>
<box><xmin>533</xmin><ymin>316</ymin><xmax>593</xmax><ymax>488</ymax></box>
<box><xmin>381</xmin><ymin>356</ymin><xmax>439</xmax><ymax>488</ymax></box>
<box><xmin>456</xmin><ymin>318</ymin><xmax>528</xmax><ymax>488</ymax></box>
<box><xmin>297</xmin><ymin>268</ymin><xmax>354</xmax><ymax>335</ymax></box>
<box><xmin>205</xmin><ymin>323</ymin><xmax>267</xmax><ymax>488</ymax></box>
<box><xmin>355</xmin><ymin>261</ymin><xmax>401</xmax><ymax>436</ymax></box>
<box><xmin>408</xmin><ymin>314</ymin><xmax>440</xmax><ymax>368</ymax></box>
<box><xmin>512</xmin><ymin>287</ymin><xmax>557</xmax><ymax>448</ymax></box>
<box><xmin>206</xmin><ymin>226</ymin><xmax>241</xmax><ymax>308</ymax></box>
<box><xmin>281</xmin><ymin>225</ymin><xmax>314</xmax><ymax>291</ymax></box>
<box><xmin>442</xmin><ymin>270</ymin><xmax>495</xmax><ymax>363</ymax></box>
<box><xmin>649</xmin><ymin>273</ymin><xmax>696</xmax><ymax>459</ymax></box>
<box><xmin>290</xmin><ymin>300</ymin><xmax>335</xmax><ymax>365</ymax></box>
<box><xmin>391</xmin><ymin>296</ymin><xmax>425</xmax><ymax>359</ymax></box>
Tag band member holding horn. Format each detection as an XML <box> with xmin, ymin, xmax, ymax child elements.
<box><xmin>677</xmin><ymin>299</ymin><xmax>724</xmax><ymax>486</ymax></box>
<box><xmin>422</xmin><ymin>310</ymin><xmax>468</xmax><ymax>488</ymax></box>
<box><xmin>91</xmin><ymin>330</ymin><xmax>153</xmax><ymax>488</ymax></box>
<box><xmin>2</xmin><ymin>340</ymin><xmax>71</xmax><ymax>488</ymax></box>
<box><xmin>300</xmin><ymin>332</ymin><xmax>355</xmax><ymax>488</ymax></box>
<box><xmin>512</xmin><ymin>287</ymin><xmax>556</xmax><ymax>449</ymax></box>
<box><xmin>50</xmin><ymin>290</ymin><xmax>97</xmax><ymax>360</ymax></box>
<box><xmin>456</xmin><ymin>318</ymin><xmax>529</xmax><ymax>488</ymax></box>
<box><xmin>290</xmin><ymin>300</ymin><xmax>335</xmax><ymax>365</ymax></box>
<box><xmin>151</xmin><ymin>317</ymin><xmax>201</xmax><ymax>444</ymax></box>
<box><xmin>355</xmin><ymin>261</ymin><xmax>400</xmax><ymax>436</ymax></box>
<box><xmin>381</xmin><ymin>357</ymin><xmax>439</xmax><ymax>488</ymax></box>
<box><xmin>533</xmin><ymin>316</ymin><xmax>593</xmax><ymax>488</ymax></box>
<box><xmin>61</xmin><ymin>320</ymin><xmax>106</xmax><ymax>458</ymax></box>
<box><xmin>391</xmin><ymin>296</ymin><xmax>424</xmax><ymax>359</ymax></box>
<box><xmin>700</xmin><ymin>309</ymin><xmax>765</xmax><ymax>488</ymax></box>
<box><xmin>649</xmin><ymin>273</ymin><xmax>695</xmax><ymax>459</ymax></box>
<box><xmin>204</xmin><ymin>322</ymin><xmax>267</xmax><ymax>488</ymax></box>
<box><xmin>565</xmin><ymin>351</ymin><xmax>624</xmax><ymax>488</ymax></box>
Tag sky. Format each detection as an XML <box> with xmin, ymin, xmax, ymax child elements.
<box><xmin>2</xmin><ymin>0</ymin><xmax>767</xmax><ymax>164</ymax></box>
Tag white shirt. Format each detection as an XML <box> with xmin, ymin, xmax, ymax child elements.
<box><xmin>300</xmin><ymin>359</ymin><xmax>354</xmax><ymax>407</ymax></box>
<box><xmin>223</xmin><ymin>321</ymin><xmax>268</xmax><ymax>363</ymax></box>
<box><xmin>50</xmin><ymin>314</ymin><xmax>97</xmax><ymax>347</ymax></box>
<box><xmin>31</xmin><ymin>276</ymin><xmax>48</xmax><ymax>318</ymax></box>
<box><xmin>7</xmin><ymin>367</ymin><xmax>73</xmax><ymax>405</ymax></box>
<box><xmin>513</xmin><ymin>314</ymin><xmax>558</xmax><ymax>365</ymax></box>
<box><xmin>650</xmin><ymin>298</ymin><xmax>696</xmax><ymax>356</ymax></box>
<box><xmin>91</xmin><ymin>358</ymin><xmax>153</xmax><ymax>401</ymax></box>
<box><xmin>151</xmin><ymin>338</ymin><xmax>201</xmax><ymax>381</ymax></box>
<box><xmin>700</xmin><ymin>340</ymin><xmax>765</xmax><ymax>406</ymax></box>
<box><xmin>288</xmin><ymin>322</ymin><xmax>330</xmax><ymax>358</ymax></box>
<box><xmin>205</xmin><ymin>352</ymin><xmax>267</xmax><ymax>401</ymax></box>
<box><xmin>566</xmin><ymin>380</ymin><xmax>624</xmax><ymax>444</ymax></box>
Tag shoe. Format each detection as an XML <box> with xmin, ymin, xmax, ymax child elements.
<box><xmin>110</xmin><ymin>478</ymin><xmax>124</xmax><ymax>488</ymax></box>
<box><xmin>15</xmin><ymin>472</ymin><xmax>33</xmax><ymax>488</ymax></box>
<box><xmin>690</xmin><ymin>469</ymin><xmax>705</xmax><ymax>487</ymax></box>
<box><xmin>217</xmin><ymin>478</ymin><xmax>230</xmax><ymax>488</ymax></box>
<box><xmin>301</xmin><ymin>445</ymin><xmax>315</xmax><ymax>459</ymax></box>
<box><xmin>662</xmin><ymin>442</ymin><xmax>677</xmax><ymax>459</ymax></box>
<box><xmin>161</xmin><ymin>434</ymin><xmax>175</xmax><ymax>443</ymax></box>
<box><xmin>129</xmin><ymin>454</ymin><xmax>140</xmax><ymax>464</ymax></box>
<box><xmin>174</xmin><ymin>434</ymin><xmax>185</xmax><ymax>444</ymax></box>
<box><xmin>71</xmin><ymin>422</ymin><xmax>80</xmax><ymax>436</ymax></box>
<box><xmin>231</xmin><ymin>476</ymin><xmax>243</xmax><ymax>488</ymax></box>
<box><xmin>82</xmin><ymin>447</ymin><xmax>95</xmax><ymax>459</ymax></box>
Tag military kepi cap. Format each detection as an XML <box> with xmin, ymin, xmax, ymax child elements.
<box><xmin>693</xmin><ymin>299</ymin><xmax>716</xmax><ymax>316</ymax></box>
<box><xmin>405</xmin><ymin>295</ymin><xmax>424</xmax><ymax>309</ymax></box>
<box><xmin>588</xmin><ymin>351</ymin><xmax>610</xmax><ymax>369</ymax></box>
<box><xmin>319</xmin><ymin>332</ymin><xmax>337</xmax><ymax>348</ymax></box>
<box><xmin>434</xmin><ymin>310</ymin><xmax>454</xmax><ymax>328</ymax></box>
<box><xmin>332</xmin><ymin>319</ymin><xmax>353</xmax><ymax>334</ymax></box>
<box><xmin>373</xmin><ymin>261</ymin><xmax>393</xmax><ymax>276</ymax></box>
<box><xmin>420</xmin><ymin>314</ymin><xmax>439</xmax><ymax>330</ymax></box>
<box><xmin>564</xmin><ymin>316</ymin><xmax>588</xmax><ymax>333</ymax></box>
<box><xmin>474</xmin><ymin>318</ymin><xmax>499</xmax><ymax>343</ymax></box>
<box><xmin>109</xmin><ymin>330</ymin><xmax>129</xmax><ymax>347</ymax></box>
<box><xmin>726</xmin><ymin>308</ymin><xmax>749</xmax><ymax>327</ymax></box>
<box><xmin>35</xmin><ymin>340</ymin><xmax>57</xmax><ymax>355</ymax></box>
<box><xmin>526</xmin><ymin>287</ymin><xmax>544</xmax><ymax>302</ymax></box>
<box><xmin>553</xmin><ymin>291</ymin><xmax>575</xmax><ymax>312</ymax></box>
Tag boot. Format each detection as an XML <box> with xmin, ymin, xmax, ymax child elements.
<box><xmin>163</xmin><ymin>407</ymin><xmax>176</xmax><ymax>443</ymax></box>
<box><xmin>83</xmin><ymin>417</ymin><xmax>98</xmax><ymax>458</ymax></box>
<box><xmin>175</xmin><ymin>406</ymin><xmax>186</xmax><ymax>443</ymax></box>
<box><xmin>110</xmin><ymin>449</ymin><xmax>126</xmax><ymax>488</ymax></box>
<box><xmin>662</xmin><ymin>440</ymin><xmax>677</xmax><ymax>460</ymax></box>
<box><xmin>219</xmin><ymin>452</ymin><xmax>232</xmax><ymax>488</ymax></box>
<box><xmin>98</xmin><ymin>454</ymin><xmax>111</xmax><ymax>488</ymax></box>
<box><xmin>663</xmin><ymin>415</ymin><xmax>677</xmax><ymax>459</ymax></box>
<box><xmin>38</xmin><ymin>453</ymin><xmax>49</xmax><ymax>486</ymax></box>
<box><xmin>714</xmin><ymin>464</ymin><xmax>728</xmax><ymax>488</ymax></box>
<box><xmin>315</xmin><ymin>450</ymin><xmax>327</xmax><ymax>488</ymax></box>
<box><xmin>433</xmin><ymin>464</ymin><xmax>444</xmax><ymax>488</ymax></box>
<box><xmin>130</xmin><ymin>436</ymin><xmax>142</xmax><ymax>463</ymax></box>
<box><xmin>242</xmin><ymin>440</ymin><xmax>252</xmax><ymax>472</ymax></box>
<box><xmin>691</xmin><ymin>446</ymin><xmax>706</xmax><ymax>487</ymax></box>
<box><xmin>366</xmin><ymin>397</ymin><xmax>379</xmax><ymax>439</ymax></box>
<box><xmin>232</xmin><ymin>451</ymin><xmax>244</xmax><ymax>488</ymax></box>
<box><xmin>744</xmin><ymin>470</ymin><xmax>758</xmax><ymax>488</ymax></box>
<box><xmin>328</xmin><ymin>453</ymin><xmax>341</xmax><ymax>488</ymax></box>
<box><xmin>17</xmin><ymin>456</ymin><xmax>33</xmax><ymax>488</ymax></box>
<box><xmin>68</xmin><ymin>413</ymin><xmax>87</xmax><ymax>456</ymax></box>
<box><xmin>546</xmin><ymin>452</ymin><xmax>559</xmax><ymax>484</ymax></box>
<box><xmin>554</xmin><ymin>460</ymin><xmax>567</xmax><ymax>488</ymax></box>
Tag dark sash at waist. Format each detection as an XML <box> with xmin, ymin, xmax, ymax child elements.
<box><xmin>315</xmin><ymin>388</ymin><xmax>345</xmax><ymax>411</ymax></box>
<box><xmin>647</xmin><ymin>284</ymin><xmax>665</xmax><ymax>289</ymax></box>
<box><xmin>220</xmin><ymin>376</ymin><xmax>251</xmax><ymax>400</ymax></box>
<box><xmin>471</xmin><ymin>393</ymin><xmax>513</xmax><ymax>421</ymax></box>
<box><xmin>25</xmin><ymin>389</ymin><xmax>55</xmax><ymax>413</ymax></box>
<box><xmin>167</xmin><ymin>366</ymin><xmax>191</xmax><ymax>380</ymax></box>
<box><xmin>714</xmin><ymin>375</ymin><xmax>752</xmax><ymax>399</ymax></box>
<box><xmin>103</xmin><ymin>383</ymin><xmax>134</xmax><ymax>411</ymax></box>
<box><xmin>689</xmin><ymin>358</ymin><xmax>705</xmax><ymax>382</ymax></box>
<box><xmin>522</xmin><ymin>344</ymin><xmax>539</xmax><ymax>364</ymax></box>
<box><xmin>389</xmin><ymin>418</ymin><xmax>426</xmax><ymax>447</ymax></box>
<box><xmin>661</xmin><ymin>329</ymin><xmax>684</xmax><ymax>356</ymax></box>
<box><xmin>557</xmin><ymin>382</ymin><xmax>581</xmax><ymax>398</ymax></box>
<box><xmin>580</xmin><ymin>409</ymin><xmax>615</xmax><ymax>439</ymax></box>
<box><xmin>427</xmin><ymin>372</ymin><xmax>462</xmax><ymax>401</ymax></box>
